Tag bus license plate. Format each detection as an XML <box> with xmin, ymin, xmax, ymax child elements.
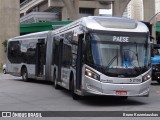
<box><xmin>116</xmin><ymin>91</ymin><xmax>127</xmax><ymax>96</ymax></box>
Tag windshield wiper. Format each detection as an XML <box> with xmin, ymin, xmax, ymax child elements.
<box><xmin>105</xmin><ymin>55</ymin><xmax>118</xmax><ymax>71</ymax></box>
<box><xmin>130</xmin><ymin>62</ymin><xmax>141</xmax><ymax>73</ymax></box>
<box><xmin>105</xmin><ymin>47</ymin><xmax>119</xmax><ymax>71</ymax></box>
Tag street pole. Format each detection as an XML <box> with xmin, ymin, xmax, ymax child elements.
<box><xmin>112</xmin><ymin>0</ymin><xmax>131</xmax><ymax>17</ymax></box>
<box><xmin>148</xmin><ymin>12</ymin><xmax>160</xmax><ymax>44</ymax></box>
<box><xmin>0</xmin><ymin>0</ymin><xmax>20</xmax><ymax>65</ymax></box>
<box><xmin>148</xmin><ymin>12</ymin><xmax>160</xmax><ymax>23</ymax></box>
<box><xmin>62</xmin><ymin>0</ymin><xmax>79</xmax><ymax>20</ymax></box>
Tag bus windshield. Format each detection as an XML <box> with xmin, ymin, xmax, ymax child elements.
<box><xmin>85</xmin><ymin>32</ymin><xmax>151</xmax><ymax>77</ymax></box>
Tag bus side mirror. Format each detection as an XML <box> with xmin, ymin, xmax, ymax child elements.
<box><xmin>150</xmin><ymin>44</ymin><xmax>154</xmax><ymax>57</ymax></box>
<box><xmin>82</xmin><ymin>40</ymin><xmax>86</xmax><ymax>54</ymax></box>
<box><xmin>151</xmin><ymin>47</ymin><xmax>155</xmax><ymax>57</ymax></box>
<box><xmin>150</xmin><ymin>36</ymin><xmax>154</xmax><ymax>40</ymax></box>
<box><xmin>151</xmin><ymin>51</ymin><xmax>154</xmax><ymax>57</ymax></box>
<box><xmin>150</xmin><ymin>36</ymin><xmax>154</xmax><ymax>42</ymax></box>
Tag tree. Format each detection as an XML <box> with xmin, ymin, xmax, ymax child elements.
<box><xmin>2</xmin><ymin>40</ymin><xmax>8</xmax><ymax>53</ymax></box>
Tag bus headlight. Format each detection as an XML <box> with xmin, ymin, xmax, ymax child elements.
<box><xmin>142</xmin><ymin>71</ymin><xmax>151</xmax><ymax>82</ymax></box>
<box><xmin>85</xmin><ymin>68</ymin><xmax>100</xmax><ymax>81</ymax></box>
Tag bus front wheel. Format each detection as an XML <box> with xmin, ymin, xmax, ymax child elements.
<box><xmin>22</xmin><ymin>67</ymin><xmax>29</xmax><ymax>82</ymax></box>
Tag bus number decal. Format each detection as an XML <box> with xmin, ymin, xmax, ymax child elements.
<box><xmin>130</xmin><ymin>78</ymin><xmax>141</xmax><ymax>83</ymax></box>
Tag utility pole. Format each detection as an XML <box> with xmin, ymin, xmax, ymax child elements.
<box><xmin>112</xmin><ymin>0</ymin><xmax>131</xmax><ymax>17</ymax></box>
<box><xmin>0</xmin><ymin>0</ymin><xmax>20</xmax><ymax>65</ymax></box>
<box><xmin>62</xmin><ymin>0</ymin><xmax>79</xmax><ymax>20</ymax></box>
<box><xmin>143</xmin><ymin>0</ymin><xmax>156</xmax><ymax>40</ymax></box>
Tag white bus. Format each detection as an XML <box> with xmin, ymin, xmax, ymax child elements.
<box><xmin>6</xmin><ymin>16</ymin><xmax>152</xmax><ymax>100</ymax></box>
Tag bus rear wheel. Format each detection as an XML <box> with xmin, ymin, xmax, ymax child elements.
<box><xmin>22</xmin><ymin>67</ymin><xmax>29</xmax><ymax>82</ymax></box>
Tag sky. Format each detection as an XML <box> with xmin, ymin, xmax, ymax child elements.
<box><xmin>99</xmin><ymin>9</ymin><xmax>112</xmax><ymax>15</ymax></box>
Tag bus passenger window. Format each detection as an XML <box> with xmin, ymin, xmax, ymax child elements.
<box><xmin>62</xmin><ymin>44</ymin><xmax>72</xmax><ymax>67</ymax></box>
<box><xmin>8</xmin><ymin>41</ymin><xmax>21</xmax><ymax>63</ymax></box>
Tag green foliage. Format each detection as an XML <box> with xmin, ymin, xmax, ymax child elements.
<box><xmin>0</xmin><ymin>66</ymin><xmax>2</xmax><ymax>73</ymax></box>
<box><xmin>2</xmin><ymin>40</ymin><xmax>8</xmax><ymax>53</ymax></box>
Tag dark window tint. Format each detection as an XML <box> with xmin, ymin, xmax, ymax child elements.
<box><xmin>62</xmin><ymin>44</ymin><xmax>72</xmax><ymax>67</ymax></box>
<box><xmin>8</xmin><ymin>41</ymin><xmax>21</xmax><ymax>63</ymax></box>
<box><xmin>27</xmin><ymin>42</ymin><xmax>36</xmax><ymax>64</ymax></box>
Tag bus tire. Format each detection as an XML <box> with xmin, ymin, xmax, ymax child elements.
<box><xmin>70</xmin><ymin>77</ymin><xmax>80</xmax><ymax>100</ymax></box>
<box><xmin>22</xmin><ymin>67</ymin><xmax>29</xmax><ymax>82</ymax></box>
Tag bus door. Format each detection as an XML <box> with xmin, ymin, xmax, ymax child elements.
<box><xmin>76</xmin><ymin>34</ymin><xmax>84</xmax><ymax>90</ymax></box>
<box><xmin>57</xmin><ymin>39</ymin><xmax>63</xmax><ymax>83</ymax></box>
<box><xmin>61</xmin><ymin>43</ymin><xmax>72</xmax><ymax>86</ymax></box>
<box><xmin>36</xmin><ymin>39</ymin><xmax>45</xmax><ymax>77</ymax></box>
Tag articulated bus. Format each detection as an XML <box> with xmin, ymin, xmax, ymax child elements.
<box><xmin>6</xmin><ymin>16</ymin><xmax>152</xmax><ymax>100</ymax></box>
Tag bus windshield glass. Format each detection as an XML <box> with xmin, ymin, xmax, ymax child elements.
<box><xmin>85</xmin><ymin>32</ymin><xmax>150</xmax><ymax>77</ymax></box>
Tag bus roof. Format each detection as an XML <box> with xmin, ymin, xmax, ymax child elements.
<box><xmin>83</xmin><ymin>16</ymin><xmax>149</xmax><ymax>32</ymax></box>
<box><xmin>9</xmin><ymin>16</ymin><xmax>149</xmax><ymax>41</ymax></box>
<box><xmin>8</xmin><ymin>31</ymin><xmax>49</xmax><ymax>41</ymax></box>
<box><xmin>53</xmin><ymin>16</ymin><xmax>149</xmax><ymax>34</ymax></box>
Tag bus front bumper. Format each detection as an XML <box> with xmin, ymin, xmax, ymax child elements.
<box><xmin>82</xmin><ymin>77</ymin><xmax>151</xmax><ymax>97</ymax></box>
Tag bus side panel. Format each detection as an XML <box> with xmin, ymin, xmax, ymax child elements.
<box><xmin>45</xmin><ymin>32</ymin><xmax>53</xmax><ymax>81</ymax></box>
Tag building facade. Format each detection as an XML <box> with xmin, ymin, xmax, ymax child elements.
<box><xmin>123</xmin><ymin>0</ymin><xmax>160</xmax><ymax>21</ymax></box>
<box><xmin>124</xmin><ymin>0</ymin><xmax>143</xmax><ymax>21</ymax></box>
<box><xmin>156</xmin><ymin>0</ymin><xmax>160</xmax><ymax>13</ymax></box>
<box><xmin>0</xmin><ymin>0</ymin><xmax>20</xmax><ymax>65</ymax></box>
<box><xmin>155</xmin><ymin>0</ymin><xmax>160</xmax><ymax>21</ymax></box>
<box><xmin>20</xmin><ymin>0</ymin><xmax>111</xmax><ymax>21</ymax></box>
